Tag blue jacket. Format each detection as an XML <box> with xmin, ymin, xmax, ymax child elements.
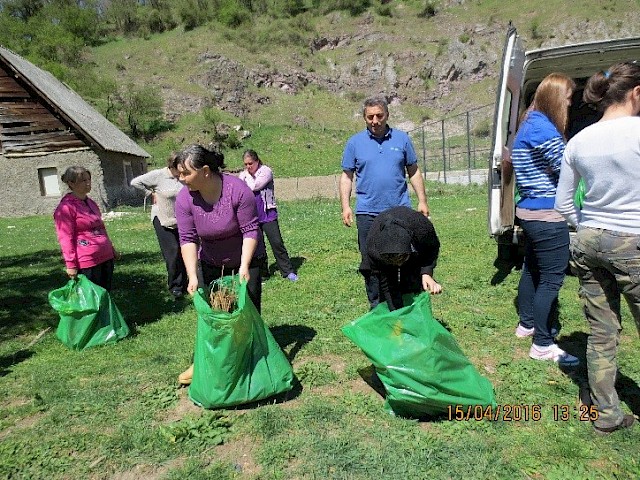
<box><xmin>512</xmin><ymin>111</ymin><xmax>565</xmax><ymax>210</ymax></box>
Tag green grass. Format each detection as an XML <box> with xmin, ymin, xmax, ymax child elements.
<box><xmin>1</xmin><ymin>185</ymin><xmax>639</xmax><ymax>479</ymax></box>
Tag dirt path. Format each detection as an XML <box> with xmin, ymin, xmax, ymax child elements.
<box><xmin>274</xmin><ymin>169</ymin><xmax>486</xmax><ymax>201</ymax></box>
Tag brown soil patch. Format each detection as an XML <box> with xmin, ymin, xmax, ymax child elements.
<box><xmin>212</xmin><ymin>435</ymin><xmax>262</xmax><ymax>477</ymax></box>
<box><xmin>161</xmin><ymin>388</ymin><xmax>202</xmax><ymax>423</ymax></box>
<box><xmin>106</xmin><ymin>459</ymin><xmax>185</xmax><ymax>480</ymax></box>
<box><xmin>0</xmin><ymin>411</ymin><xmax>45</xmax><ymax>441</ymax></box>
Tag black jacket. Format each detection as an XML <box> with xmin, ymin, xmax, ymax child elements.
<box><xmin>365</xmin><ymin>206</ymin><xmax>440</xmax><ymax>310</ymax></box>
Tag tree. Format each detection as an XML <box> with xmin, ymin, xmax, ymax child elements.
<box><xmin>116</xmin><ymin>83</ymin><xmax>164</xmax><ymax>139</ymax></box>
<box><xmin>2</xmin><ymin>0</ymin><xmax>46</xmax><ymax>21</ymax></box>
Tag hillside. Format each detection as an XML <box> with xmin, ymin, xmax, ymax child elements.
<box><xmin>89</xmin><ymin>0</ymin><xmax>640</xmax><ymax>174</ymax></box>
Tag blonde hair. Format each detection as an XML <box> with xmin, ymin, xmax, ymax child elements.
<box><xmin>531</xmin><ymin>73</ymin><xmax>576</xmax><ymax>138</ymax></box>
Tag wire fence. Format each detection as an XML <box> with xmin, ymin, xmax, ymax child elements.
<box><xmin>407</xmin><ymin>103</ymin><xmax>493</xmax><ymax>184</ymax></box>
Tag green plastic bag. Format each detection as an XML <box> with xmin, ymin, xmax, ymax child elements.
<box><xmin>189</xmin><ymin>275</ymin><xmax>295</xmax><ymax>409</ymax></box>
<box><xmin>342</xmin><ymin>292</ymin><xmax>496</xmax><ymax>418</ymax></box>
<box><xmin>574</xmin><ymin>178</ymin><xmax>586</xmax><ymax>209</ymax></box>
<box><xmin>48</xmin><ymin>275</ymin><xmax>130</xmax><ymax>351</ymax></box>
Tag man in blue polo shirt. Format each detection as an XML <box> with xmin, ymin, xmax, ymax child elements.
<box><xmin>340</xmin><ymin>95</ymin><xmax>430</xmax><ymax>309</ymax></box>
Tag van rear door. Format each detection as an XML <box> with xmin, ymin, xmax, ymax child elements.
<box><xmin>488</xmin><ymin>26</ymin><xmax>525</xmax><ymax>241</ymax></box>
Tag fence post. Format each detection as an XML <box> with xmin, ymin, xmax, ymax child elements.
<box><xmin>466</xmin><ymin>110</ymin><xmax>472</xmax><ymax>184</ymax></box>
<box><xmin>440</xmin><ymin>119</ymin><xmax>447</xmax><ymax>184</ymax></box>
<box><xmin>421</xmin><ymin>125</ymin><xmax>427</xmax><ymax>175</ymax></box>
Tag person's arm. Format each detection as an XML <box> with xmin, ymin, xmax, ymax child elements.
<box><xmin>340</xmin><ymin>170</ymin><xmax>354</xmax><ymax>226</ymax></box>
<box><xmin>53</xmin><ymin>203</ymin><xmax>79</xmax><ymax>278</ymax></box>
<box><xmin>251</xmin><ymin>165</ymin><xmax>273</xmax><ymax>192</ymax></box>
<box><xmin>130</xmin><ymin>169</ymin><xmax>159</xmax><ymax>196</ymax></box>
<box><xmin>236</xmin><ymin>181</ymin><xmax>261</xmax><ymax>281</ymax></box>
<box><xmin>406</xmin><ymin>163</ymin><xmax>430</xmax><ymax>217</ymax></box>
<box><xmin>180</xmin><ymin>242</ymin><xmax>199</xmax><ymax>294</ymax></box>
<box><xmin>238</xmin><ymin>170</ymin><xmax>255</xmax><ymax>190</ymax></box>
<box><xmin>554</xmin><ymin>149</ymin><xmax>581</xmax><ymax>227</ymax></box>
<box><xmin>175</xmin><ymin>191</ymin><xmax>200</xmax><ymax>294</ymax></box>
<box><xmin>239</xmin><ymin>237</ymin><xmax>258</xmax><ymax>282</ymax></box>
<box><xmin>540</xmin><ymin>135</ymin><xmax>565</xmax><ymax>178</ymax></box>
<box><xmin>378</xmin><ymin>268</ymin><xmax>404</xmax><ymax>311</ymax></box>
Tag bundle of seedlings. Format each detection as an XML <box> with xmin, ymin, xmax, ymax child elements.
<box><xmin>208</xmin><ymin>269</ymin><xmax>238</xmax><ymax>312</ymax></box>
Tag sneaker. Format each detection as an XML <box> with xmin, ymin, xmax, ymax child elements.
<box><xmin>529</xmin><ymin>343</ymin><xmax>580</xmax><ymax>366</ymax></box>
<box><xmin>286</xmin><ymin>273</ymin><xmax>298</xmax><ymax>282</ymax></box>
<box><xmin>515</xmin><ymin>325</ymin><xmax>559</xmax><ymax>338</ymax></box>
<box><xmin>515</xmin><ymin>324</ymin><xmax>534</xmax><ymax>337</ymax></box>
<box><xmin>594</xmin><ymin>414</ymin><xmax>635</xmax><ymax>436</ymax></box>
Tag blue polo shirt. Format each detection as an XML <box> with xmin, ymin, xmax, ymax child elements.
<box><xmin>342</xmin><ymin>127</ymin><xmax>417</xmax><ymax>215</ymax></box>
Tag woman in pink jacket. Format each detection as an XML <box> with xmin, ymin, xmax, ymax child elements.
<box><xmin>53</xmin><ymin>166</ymin><xmax>117</xmax><ymax>291</ymax></box>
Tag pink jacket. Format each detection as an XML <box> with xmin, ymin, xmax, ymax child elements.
<box><xmin>53</xmin><ymin>193</ymin><xmax>115</xmax><ymax>269</ymax></box>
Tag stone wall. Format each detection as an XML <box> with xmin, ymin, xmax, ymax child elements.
<box><xmin>0</xmin><ymin>149</ymin><xmax>148</xmax><ymax>217</ymax></box>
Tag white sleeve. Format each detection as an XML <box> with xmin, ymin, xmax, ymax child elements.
<box><xmin>554</xmin><ymin>146</ymin><xmax>581</xmax><ymax>227</ymax></box>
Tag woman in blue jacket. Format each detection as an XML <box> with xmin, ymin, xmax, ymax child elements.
<box><xmin>511</xmin><ymin>73</ymin><xmax>578</xmax><ymax>366</ymax></box>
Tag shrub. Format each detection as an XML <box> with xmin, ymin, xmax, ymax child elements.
<box><xmin>472</xmin><ymin>118</ymin><xmax>491</xmax><ymax>138</ymax></box>
<box><xmin>216</xmin><ymin>1</ymin><xmax>251</xmax><ymax>28</ymax></box>
<box><xmin>418</xmin><ymin>0</ymin><xmax>439</xmax><ymax>18</ymax></box>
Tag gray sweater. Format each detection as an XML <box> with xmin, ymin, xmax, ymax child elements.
<box><xmin>555</xmin><ymin>116</ymin><xmax>640</xmax><ymax>234</ymax></box>
<box><xmin>131</xmin><ymin>167</ymin><xmax>184</xmax><ymax>228</ymax></box>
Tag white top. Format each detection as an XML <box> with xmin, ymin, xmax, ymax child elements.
<box><xmin>555</xmin><ymin>116</ymin><xmax>640</xmax><ymax>234</ymax></box>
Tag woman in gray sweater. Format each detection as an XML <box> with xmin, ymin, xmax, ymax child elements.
<box><xmin>555</xmin><ymin>62</ymin><xmax>640</xmax><ymax>435</ymax></box>
<box><xmin>131</xmin><ymin>154</ymin><xmax>187</xmax><ymax>298</ymax></box>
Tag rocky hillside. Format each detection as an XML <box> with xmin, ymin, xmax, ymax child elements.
<box><xmin>90</xmin><ymin>0</ymin><xmax>640</xmax><ymax>161</ymax></box>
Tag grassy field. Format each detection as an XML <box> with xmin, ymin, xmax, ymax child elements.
<box><xmin>1</xmin><ymin>184</ymin><xmax>639</xmax><ymax>479</ymax></box>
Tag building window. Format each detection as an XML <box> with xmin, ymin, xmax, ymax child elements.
<box><xmin>38</xmin><ymin>167</ymin><xmax>60</xmax><ymax>196</ymax></box>
<box><xmin>123</xmin><ymin>161</ymin><xmax>133</xmax><ymax>186</ymax></box>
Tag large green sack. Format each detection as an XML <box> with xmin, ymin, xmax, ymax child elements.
<box><xmin>48</xmin><ymin>275</ymin><xmax>130</xmax><ymax>351</ymax></box>
<box><xmin>189</xmin><ymin>275</ymin><xmax>295</xmax><ymax>409</ymax></box>
<box><xmin>342</xmin><ymin>292</ymin><xmax>496</xmax><ymax>418</ymax></box>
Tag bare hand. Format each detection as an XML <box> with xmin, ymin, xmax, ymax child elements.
<box><xmin>417</xmin><ymin>201</ymin><xmax>430</xmax><ymax>218</ymax></box>
<box><xmin>239</xmin><ymin>265</ymin><xmax>250</xmax><ymax>282</ymax></box>
<box><xmin>342</xmin><ymin>207</ymin><xmax>353</xmax><ymax>227</ymax></box>
<box><xmin>422</xmin><ymin>274</ymin><xmax>442</xmax><ymax>294</ymax></box>
<box><xmin>187</xmin><ymin>277</ymin><xmax>199</xmax><ymax>295</ymax></box>
<box><xmin>66</xmin><ymin>267</ymin><xmax>78</xmax><ymax>279</ymax></box>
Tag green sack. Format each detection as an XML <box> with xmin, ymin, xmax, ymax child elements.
<box><xmin>342</xmin><ymin>292</ymin><xmax>496</xmax><ymax>418</ymax></box>
<box><xmin>189</xmin><ymin>275</ymin><xmax>295</xmax><ymax>409</ymax></box>
<box><xmin>574</xmin><ymin>178</ymin><xmax>586</xmax><ymax>210</ymax></box>
<box><xmin>48</xmin><ymin>274</ymin><xmax>130</xmax><ymax>351</ymax></box>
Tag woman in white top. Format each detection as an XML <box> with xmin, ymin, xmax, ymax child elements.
<box><xmin>131</xmin><ymin>154</ymin><xmax>187</xmax><ymax>298</ymax></box>
<box><xmin>555</xmin><ymin>62</ymin><xmax>640</xmax><ymax>435</ymax></box>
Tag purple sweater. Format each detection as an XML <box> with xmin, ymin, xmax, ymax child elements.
<box><xmin>175</xmin><ymin>173</ymin><xmax>265</xmax><ymax>268</ymax></box>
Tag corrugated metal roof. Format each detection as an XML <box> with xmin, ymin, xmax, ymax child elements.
<box><xmin>0</xmin><ymin>46</ymin><xmax>150</xmax><ymax>158</ymax></box>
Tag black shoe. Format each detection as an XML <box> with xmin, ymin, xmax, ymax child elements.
<box><xmin>594</xmin><ymin>414</ymin><xmax>635</xmax><ymax>436</ymax></box>
<box><xmin>171</xmin><ymin>289</ymin><xmax>185</xmax><ymax>299</ymax></box>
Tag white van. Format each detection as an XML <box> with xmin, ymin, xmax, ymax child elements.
<box><xmin>487</xmin><ymin>26</ymin><xmax>640</xmax><ymax>263</ymax></box>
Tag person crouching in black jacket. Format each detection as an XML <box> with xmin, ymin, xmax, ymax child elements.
<box><xmin>365</xmin><ymin>206</ymin><xmax>441</xmax><ymax>311</ymax></box>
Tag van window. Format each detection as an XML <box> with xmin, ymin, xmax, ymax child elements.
<box><xmin>500</xmin><ymin>89</ymin><xmax>512</xmax><ymax>147</ymax></box>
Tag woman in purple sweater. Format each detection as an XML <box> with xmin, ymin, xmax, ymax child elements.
<box><xmin>174</xmin><ymin>144</ymin><xmax>266</xmax><ymax>385</ymax></box>
<box><xmin>175</xmin><ymin>144</ymin><xmax>266</xmax><ymax>309</ymax></box>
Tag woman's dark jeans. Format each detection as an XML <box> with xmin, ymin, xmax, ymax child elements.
<box><xmin>517</xmin><ymin>219</ymin><xmax>569</xmax><ymax>347</ymax></box>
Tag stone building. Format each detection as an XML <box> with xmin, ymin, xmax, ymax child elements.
<box><xmin>0</xmin><ymin>46</ymin><xmax>149</xmax><ymax>217</ymax></box>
